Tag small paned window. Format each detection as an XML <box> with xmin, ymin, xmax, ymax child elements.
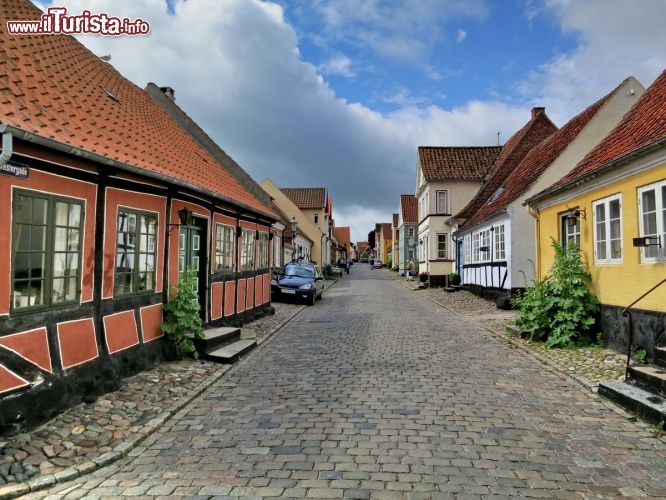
<box><xmin>115</xmin><ymin>209</ymin><xmax>157</xmax><ymax>296</ymax></box>
<box><xmin>437</xmin><ymin>233</ymin><xmax>447</xmax><ymax>259</ymax></box>
<box><xmin>12</xmin><ymin>191</ymin><xmax>83</xmax><ymax>311</ymax></box>
<box><xmin>593</xmin><ymin>195</ymin><xmax>622</xmax><ymax>263</ymax></box>
<box><xmin>215</xmin><ymin>224</ymin><xmax>234</xmax><ymax>272</ymax></box>
<box><xmin>436</xmin><ymin>190</ymin><xmax>449</xmax><ymax>214</ymax></box>
<box><xmin>638</xmin><ymin>180</ymin><xmax>666</xmax><ymax>261</ymax></box>
<box><xmin>240</xmin><ymin>230</ymin><xmax>255</xmax><ymax>271</ymax></box>
<box><xmin>480</xmin><ymin>229</ymin><xmax>491</xmax><ymax>261</ymax></box>
<box><xmin>494</xmin><ymin>224</ymin><xmax>506</xmax><ymax>260</ymax></box>
<box><xmin>257</xmin><ymin>233</ymin><xmax>269</xmax><ymax>269</ymax></box>
<box><xmin>562</xmin><ymin>214</ymin><xmax>581</xmax><ymax>248</ymax></box>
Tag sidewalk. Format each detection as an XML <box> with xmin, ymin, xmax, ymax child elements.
<box><xmin>0</xmin><ymin>275</ymin><xmax>631</xmax><ymax>498</ymax></box>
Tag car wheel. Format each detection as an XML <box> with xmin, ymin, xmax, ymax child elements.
<box><xmin>316</xmin><ymin>290</ymin><xmax>323</xmax><ymax>301</ymax></box>
<box><xmin>307</xmin><ymin>292</ymin><xmax>316</xmax><ymax>306</ymax></box>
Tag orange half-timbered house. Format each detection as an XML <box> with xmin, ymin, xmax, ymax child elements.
<box><xmin>0</xmin><ymin>0</ymin><xmax>276</xmax><ymax>434</ymax></box>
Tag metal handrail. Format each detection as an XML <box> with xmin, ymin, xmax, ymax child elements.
<box><xmin>622</xmin><ymin>276</ymin><xmax>666</xmax><ymax>378</ymax></box>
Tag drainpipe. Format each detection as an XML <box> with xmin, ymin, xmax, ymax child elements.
<box><xmin>526</xmin><ymin>205</ymin><xmax>541</xmax><ymax>279</ymax></box>
<box><xmin>0</xmin><ymin>130</ymin><xmax>13</xmax><ymax>164</ymax></box>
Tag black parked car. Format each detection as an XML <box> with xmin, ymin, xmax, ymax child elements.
<box><xmin>271</xmin><ymin>262</ymin><xmax>324</xmax><ymax>305</ymax></box>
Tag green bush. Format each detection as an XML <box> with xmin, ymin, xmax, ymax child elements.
<box><xmin>323</xmin><ymin>264</ymin><xmax>333</xmax><ymax>278</ymax></box>
<box><xmin>512</xmin><ymin>238</ymin><xmax>599</xmax><ymax>348</ymax></box>
<box><xmin>161</xmin><ymin>268</ymin><xmax>205</xmax><ymax>358</ymax></box>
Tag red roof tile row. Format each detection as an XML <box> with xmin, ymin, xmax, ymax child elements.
<box><xmin>400</xmin><ymin>194</ymin><xmax>418</xmax><ymax>225</ymax></box>
<box><xmin>281</xmin><ymin>187</ymin><xmax>327</xmax><ymax>209</ymax></box>
<box><xmin>418</xmin><ymin>146</ymin><xmax>502</xmax><ymax>181</ymax></box>
<box><xmin>462</xmin><ymin>80</ymin><xmax>638</xmax><ymax>228</ymax></box>
<box><xmin>456</xmin><ymin>108</ymin><xmax>558</xmax><ymax>225</ymax></box>
<box><xmin>539</xmin><ymin>69</ymin><xmax>666</xmax><ymax>197</ymax></box>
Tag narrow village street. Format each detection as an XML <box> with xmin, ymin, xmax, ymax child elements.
<box><xmin>28</xmin><ymin>265</ymin><xmax>666</xmax><ymax>498</ymax></box>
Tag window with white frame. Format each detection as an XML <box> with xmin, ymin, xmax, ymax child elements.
<box><xmin>214</xmin><ymin>224</ymin><xmax>234</xmax><ymax>272</ymax></box>
<box><xmin>465</xmin><ymin>235</ymin><xmax>471</xmax><ymax>263</ymax></box>
<box><xmin>436</xmin><ymin>233</ymin><xmax>447</xmax><ymax>259</ymax></box>
<box><xmin>480</xmin><ymin>229</ymin><xmax>491</xmax><ymax>261</ymax></box>
<box><xmin>115</xmin><ymin>208</ymin><xmax>157</xmax><ymax>296</ymax></box>
<box><xmin>257</xmin><ymin>232</ymin><xmax>269</xmax><ymax>268</ymax></box>
<box><xmin>407</xmin><ymin>227</ymin><xmax>415</xmax><ymax>237</ymax></box>
<box><xmin>593</xmin><ymin>195</ymin><xmax>622</xmax><ymax>263</ymax></box>
<box><xmin>638</xmin><ymin>180</ymin><xmax>666</xmax><ymax>261</ymax></box>
<box><xmin>494</xmin><ymin>224</ymin><xmax>506</xmax><ymax>260</ymax></box>
<box><xmin>240</xmin><ymin>230</ymin><xmax>255</xmax><ymax>271</ymax></box>
<box><xmin>273</xmin><ymin>234</ymin><xmax>282</xmax><ymax>268</ymax></box>
<box><xmin>472</xmin><ymin>233</ymin><xmax>480</xmax><ymax>262</ymax></box>
<box><xmin>436</xmin><ymin>190</ymin><xmax>449</xmax><ymax>214</ymax></box>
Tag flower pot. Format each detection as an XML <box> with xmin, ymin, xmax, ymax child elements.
<box><xmin>419</xmin><ymin>274</ymin><xmax>428</xmax><ymax>283</ymax></box>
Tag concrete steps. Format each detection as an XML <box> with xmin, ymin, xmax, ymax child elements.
<box><xmin>599</xmin><ymin>346</ymin><xmax>666</xmax><ymax>425</ymax></box>
<box><xmin>193</xmin><ymin>326</ymin><xmax>257</xmax><ymax>364</ymax></box>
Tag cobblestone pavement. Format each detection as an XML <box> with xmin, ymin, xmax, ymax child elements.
<box><xmin>4</xmin><ymin>268</ymin><xmax>665</xmax><ymax>498</ymax></box>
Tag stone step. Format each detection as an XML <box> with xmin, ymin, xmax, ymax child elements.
<box><xmin>627</xmin><ymin>364</ymin><xmax>666</xmax><ymax>397</ymax></box>
<box><xmin>204</xmin><ymin>339</ymin><xmax>257</xmax><ymax>364</ymax></box>
<box><xmin>193</xmin><ymin>326</ymin><xmax>241</xmax><ymax>354</ymax></box>
<box><xmin>598</xmin><ymin>379</ymin><xmax>666</xmax><ymax>425</ymax></box>
<box><xmin>655</xmin><ymin>347</ymin><xmax>666</xmax><ymax>367</ymax></box>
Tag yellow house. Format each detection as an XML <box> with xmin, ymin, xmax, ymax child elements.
<box><xmin>526</xmin><ymin>69</ymin><xmax>666</xmax><ymax>358</ymax></box>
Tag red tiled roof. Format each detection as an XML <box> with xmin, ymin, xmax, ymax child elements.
<box><xmin>400</xmin><ymin>194</ymin><xmax>417</xmax><ymax>224</ymax></box>
<box><xmin>456</xmin><ymin>108</ymin><xmax>557</xmax><ymax>224</ymax></box>
<box><xmin>0</xmin><ymin>0</ymin><xmax>273</xmax><ymax>218</ymax></box>
<box><xmin>333</xmin><ymin>227</ymin><xmax>350</xmax><ymax>243</ymax></box>
<box><xmin>463</xmin><ymin>80</ymin><xmax>637</xmax><ymax>228</ymax></box>
<box><xmin>381</xmin><ymin>223</ymin><xmax>392</xmax><ymax>240</ymax></box>
<box><xmin>281</xmin><ymin>187</ymin><xmax>327</xmax><ymax>209</ymax></box>
<box><xmin>418</xmin><ymin>146</ymin><xmax>502</xmax><ymax>181</ymax></box>
<box><xmin>537</xmin><ymin>69</ymin><xmax>666</xmax><ymax>197</ymax></box>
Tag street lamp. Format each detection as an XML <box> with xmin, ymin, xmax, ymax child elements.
<box><xmin>290</xmin><ymin>216</ymin><xmax>298</xmax><ymax>235</ymax></box>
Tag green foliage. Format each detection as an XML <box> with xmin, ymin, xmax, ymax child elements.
<box><xmin>633</xmin><ymin>346</ymin><xmax>648</xmax><ymax>365</ymax></box>
<box><xmin>448</xmin><ymin>272</ymin><xmax>460</xmax><ymax>285</ymax></box>
<box><xmin>161</xmin><ymin>268</ymin><xmax>204</xmax><ymax>359</ymax></box>
<box><xmin>323</xmin><ymin>264</ymin><xmax>333</xmax><ymax>278</ymax></box>
<box><xmin>512</xmin><ymin>238</ymin><xmax>599</xmax><ymax>348</ymax></box>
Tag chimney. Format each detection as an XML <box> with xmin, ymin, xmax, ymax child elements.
<box><xmin>531</xmin><ymin>106</ymin><xmax>545</xmax><ymax>119</ymax></box>
<box><xmin>159</xmin><ymin>86</ymin><xmax>175</xmax><ymax>102</ymax></box>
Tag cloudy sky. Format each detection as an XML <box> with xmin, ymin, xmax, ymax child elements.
<box><xmin>38</xmin><ymin>0</ymin><xmax>666</xmax><ymax>242</ymax></box>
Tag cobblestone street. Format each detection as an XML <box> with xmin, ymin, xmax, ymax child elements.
<box><xmin>18</xmin><ymin>265</ymin><xmax>666</xmax><ymax>498</ymax></box>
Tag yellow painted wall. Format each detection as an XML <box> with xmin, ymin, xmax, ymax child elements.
<box><xmin>536</xmin><ymin>164</ymin><xmax>666</xmax><ymax>312</ymax></box>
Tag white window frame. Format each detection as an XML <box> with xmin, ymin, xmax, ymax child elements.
<box><xmin>480</xmin><ymin>229</ymin><xmax>491</xmax><ymax>262</ymax></box>
<box><xmin>472</xmin><ymin>233</ymin><xmax>480</xmax><ymax>263</ymax></box>
<box><xmin>436</xmin><ymin>233</ymin><xmax>447</xmax><ymax>259</ymax></box>
<box><xmin>214</xmin><ymin>224</ymin><xmax>235</xmax><ymax>272</ymax></box>
<box><xmin>464</xmin><ymin>235</ymin><xmax>471</xmax><ymax>264</ymax></box>
<box><xmin>638</xmin><ymin>180</ymin><xmax>666</xmax><ymax>262</ymax></box>
<box><xmin>562</xmin><ymin>215</ymin><xmax>580</xmax><ymax>248</ymax></box>
<box><xmin>436</xmin><ymin>190</ymin><xmax>449</xmax><ymax>214</ymax></box>
<box><xmin>593</xmin><ymin>194</ymin><xmax>623</xmax><ymax>264</ymax></box>
<box><xmin>494</xmin><ymin>224</ymin><xmax>505</xmax><ymax>261</ymax></box>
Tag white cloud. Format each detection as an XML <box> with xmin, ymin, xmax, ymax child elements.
<box><xmin>456</xmin><ymin>28</ymin><xmax>467</xmax><ymax>43</ymax></box>
<box><xmin>319</xmin><ymin>54</ymin><xmax>355</xmax><ymax>78</ymax></box>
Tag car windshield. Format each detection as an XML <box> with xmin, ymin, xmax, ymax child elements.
<box><xmin>283</xmin><ymin>264</ymin><xmax>315</xmax><ymax>278</ymax></box>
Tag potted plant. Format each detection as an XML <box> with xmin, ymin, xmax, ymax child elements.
<box><xmin>419</xmin><ymin>271</ymin><xmax>429</xmax><ymax>283</ymax></box>
<box><xmin>448</xmin><ymin>272</ymin><xmax>461</xmax><ymax>286</ymax></box>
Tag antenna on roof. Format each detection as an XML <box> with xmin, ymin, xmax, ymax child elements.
<box><xmin>497</xmin><ymin>131</ymin><xmax>501</xmax><ymax>146</ymax></box>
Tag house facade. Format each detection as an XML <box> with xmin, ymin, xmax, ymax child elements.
<box><xmin>0</xmin><ymin>0</ymin><xmax>277</xmax><ymax>434</ymax></box>
<box><xmin>375</xmin><ymin>223</ymin><xmax>392</xmax><ymax>266</ymax></box>
<box><xmin>398</xmin><ymin>195</ymin><xmax>418</xmax><ymax>275</ymax></box>
<box><xmin>279</xmin><ymin>186</ymin><xmax>333</xmax><ymax>265</ymax></box>
<box><xmin>526</xmin><ymin>70</ymin><xmax>666</xmax><ymax>355</ymax></box>
<box><xmin>415</xmin><ymin>146</ymin><xmax>502</xmax><ymax>287</ymax></box>
<box><xmin>454</xmin><ymin>86</ymin><xmax>643</xmax><ymax>296</ymax></box>
<box><xmin>260</xmin><ymin>179</ymin><xmax>319</xmax><ymax>263</ymax></box>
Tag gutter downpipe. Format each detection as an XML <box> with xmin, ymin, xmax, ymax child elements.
<box><xmin>526</xmin><ymin>205</ymin><xmax>541</xmax><ymax>280</ymax></box>
<box><xmin>0</xmin><ymin>129</ymin><xmax>13</xmax><ymax>164</ymax></box>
